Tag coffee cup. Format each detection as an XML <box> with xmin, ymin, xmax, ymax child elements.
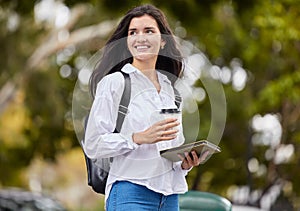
<box><xmin>160</xmin><ymin>108</ymin><xmax>181</xmax><ymax>130</ymax></box>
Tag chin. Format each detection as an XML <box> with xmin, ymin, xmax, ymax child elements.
<box><xmin>134</xmin><ymin>51</ymin><xmax>158</xmax><ymax>59</ymax></box>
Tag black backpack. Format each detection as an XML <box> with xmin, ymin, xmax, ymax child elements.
<box><xmin>82</xmin><ymin>72</ymin><xmax>131</xmax><ymax>194</ymax></box>
<box><xmin>82</xmin><ymin>71</ymin><xmax>181</xmax><ymax>194</ymax></box>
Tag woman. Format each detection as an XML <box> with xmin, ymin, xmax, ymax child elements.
<box><xmin>84</xmin><ymin>4</ymin><xmax>205</xmax><ymax>210</ymax></box>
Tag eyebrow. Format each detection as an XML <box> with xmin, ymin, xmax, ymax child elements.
<box><xmin>128</xmin><ymin>26</ymin><xmax>157</xmax><ymax>31</ymax></box>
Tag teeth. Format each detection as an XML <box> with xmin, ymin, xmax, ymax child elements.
<box><xmin>136</xmin><ymin>46</ymin><xmax>149</xmax><ymax>49</ymax></box>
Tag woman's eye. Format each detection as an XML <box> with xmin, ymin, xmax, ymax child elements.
<box><xmin>146</xmin><ymin>30</ymin><xmax>154</xmax><ymax>34</ymax></box>
<box><xmin>129</xmin><ymin>31</ymin><xmax>136</xmax><ymax>36</ymax></box>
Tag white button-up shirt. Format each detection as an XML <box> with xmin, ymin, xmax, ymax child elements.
<box><xmin>83</xmin><ymin>63</ymin><xmax>189</xmax><ymax>202</ymax></box>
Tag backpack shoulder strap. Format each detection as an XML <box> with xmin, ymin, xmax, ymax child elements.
<box><xmin>114</xmin><ymin>72</ymin><xmax>131</xmax><ymax>132</ymax></box>
<box><xmin>173</xmin><ymin>87</ymin><xmax>182</xmax><ymax>109</ymax></box>
<box><xmin>83</xmin><ymin>72</ymin><xmax>130</xmax><ymax>139</ymax></box>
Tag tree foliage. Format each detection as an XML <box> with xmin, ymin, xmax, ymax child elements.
<box><xmin>0</xmin><ymin>0</ymin><xmax>299</xmax><ymax>210</ymax></box>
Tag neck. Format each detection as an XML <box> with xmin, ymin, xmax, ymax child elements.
<box><xmin>132</xmin><ymin>59</ymin><xmax>156</xmax><ymax>72</ymax></box>
<box><xmin>132</xmin><ymin>59</ymin><xmax>159</xmax><ymax>83</ymax></box>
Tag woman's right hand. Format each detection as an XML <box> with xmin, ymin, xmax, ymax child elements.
<box><xmin>132</xmin><ymin>118</ymin><xmax>179</xmax><ymax>145</ymax></box>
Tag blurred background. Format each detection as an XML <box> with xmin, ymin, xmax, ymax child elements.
<box><xmin>0</xmin><ymin>0</ymin><xmax>299</xmax><ymax>210</ymax></box>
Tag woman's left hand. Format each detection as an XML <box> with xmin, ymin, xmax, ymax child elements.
<box><xmin>179</xmin><ymin>150</ymin><xmax>210</xmax><ymax>170</ymax></box>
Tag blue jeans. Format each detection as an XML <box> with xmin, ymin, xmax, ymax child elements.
<box><xmin>106</xmin><ymin>181</ymin><xmax>179</xmax><ymax>211</ymax></box>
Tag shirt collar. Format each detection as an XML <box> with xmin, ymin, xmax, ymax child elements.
<box><xmin>121</xmin><ymin>63</ymin><xmax>137</xmax><ymax>74</ymax></box>
<box><xmin>121</xmin><ymin>63</ymin><xmax>172</xmax><ymax>85</ymax></box>
<box><xmin>157</xmin><ymin>71</ymin><xmax>172</xmax><ymax>85</ymax></box>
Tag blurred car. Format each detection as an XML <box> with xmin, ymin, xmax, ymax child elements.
<box><xmin>0</xmin><ymin>188</ymin><xmax>66</xmax><ymax>211</ymax></box>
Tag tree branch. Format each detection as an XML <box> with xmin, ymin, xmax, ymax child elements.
<box><xmin>0</xmin><ymin>4</ymin><xmax>116</xmax><ymax>115</ymax></box>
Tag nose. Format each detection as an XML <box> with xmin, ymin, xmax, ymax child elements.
<box><xmin>136</xmin><ymin>34</ymin><xmax>147</xmax><ymax>43</ymax></box>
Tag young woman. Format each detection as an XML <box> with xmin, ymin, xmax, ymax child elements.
<box><xmin>83</xmin><ymin>4</ymin><xmax>205</xmax><ymax>210</ymax></box>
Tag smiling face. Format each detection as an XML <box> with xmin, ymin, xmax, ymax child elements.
<box><xmin>127</xmin><ymin>14</ymin><xmax>165</xmax><ymax>66</ymax></box>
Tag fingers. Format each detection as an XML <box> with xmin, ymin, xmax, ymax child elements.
<box><xmin>161</xmin><ymin>118</ymin><xmax>179</xmax><ymax>133</ymax></box>
<box><xmin>180</xmin><ymin>150</ymin><xmax>207</xmax><ymax>169</ymax></box>
<box><xmin>157</xmin><ymin>118</ymin><xmax>178</xmax><ymax>126</ymax></box>
<box><xmin>178</xmin><ymin>153</ymin><xmax>189</xmax><ymax>170</ymax></box>
<box><xmin>140</xmin><ymin>118</ymin><xmax>180</xmax><ymax>144</ymax></box>
<box><xmin>190</xmin><ymin>151</ymin><xmax>200</xmax><ymax>164</ymax></box>
<box><xmin>162</xmin><ymin>128</ymin><xmax>179</xmax><ymax>136</ymax></box>
<box><xmin>177</xmin><ymin>153</ymin><xmax>185</xmax><ymax>161</ymax></box>
<box><xmin>157</xmin><ymin>130</ymin><xmax>178</xmax><ymax>141</ymax></box>
<box><xmin>154</xmin><ymin>118</ymin><xmax>179</xmax><ymax>141</ymax></box>
<box><xmin>185</xmin><ymin>152</ymin><xmax>197</xmax><ymax>165</ymax></box>
<box><xmin>189</xmin><ymin>151</ymin><xmax>210</xmax><ymax>165</ymax></box>
<box><xmin>164</xmin><ymin>121</ymin><xmax>180</xmax><ymax>130</ymax></box>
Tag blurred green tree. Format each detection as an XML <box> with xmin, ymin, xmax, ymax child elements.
<box><xmin>0</xmin><ymin>0</ymin><xmax>299</xmax><ymax>210</ymax></box>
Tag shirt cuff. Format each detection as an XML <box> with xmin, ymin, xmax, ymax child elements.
<box><xmin>120</xmin><ymin>133</ymin><xmax>139</xmax><ymax>149</ymax></box>
<box><xmin>173</xmin><ymin>161</ymin><xmax>193</xmax><ymax>176</ymax></box>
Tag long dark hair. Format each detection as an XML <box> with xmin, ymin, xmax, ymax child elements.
<box><xmin>89</xmin><ymin>4</ymin><xmax>183</xmax><ymax>98</ymax></box>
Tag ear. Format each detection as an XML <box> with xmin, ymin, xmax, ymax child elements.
<box><xmin>161</xmin><ymin>39</ymin><xmax>166</xmax><ymax>49</ymax></box>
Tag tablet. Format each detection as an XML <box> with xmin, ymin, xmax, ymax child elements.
<box><xmin>159</xmin><ymin>140</ymin><xmax>221</xmax><ymax>163</ymax></box>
